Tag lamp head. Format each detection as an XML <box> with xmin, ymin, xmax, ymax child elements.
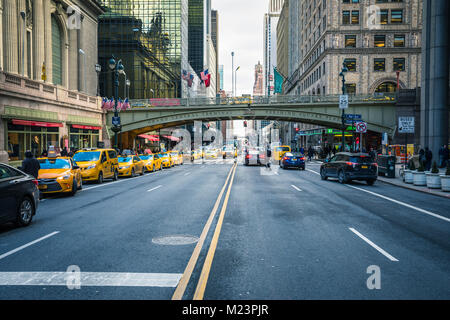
<box><xmin>95</xmin><ymin>63</ymin><xmax>101</xmax><ymax>73</ymax></box>
<box><xmin>108</xmin><ymin>58</ymin><xmax>116</xmax><ymax>70</ymax></box>
<box><xmin>117</xmin><ymin>62</ymin><xmax>125</xmax><ymax>75</ymax></box>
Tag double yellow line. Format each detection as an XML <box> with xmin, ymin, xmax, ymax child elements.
<box><xmin>172</xmin><ymin>162</ymin><xmax>238</xmax><ymax>300</ymax></box>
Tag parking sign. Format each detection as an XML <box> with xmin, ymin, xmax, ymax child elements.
<box><xmin>398</xmin><ymin>117</ymin><xmax>414</xmax><ymax>133</ymax></box>
<box><xmin>339</xmin><ymin>95</ymin><xmax>349</xmax><ymax>109</ymax></box>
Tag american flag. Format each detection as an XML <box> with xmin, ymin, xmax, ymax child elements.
<box><xmin>200</xmin><ymin>69</ymin><xmax>209</xmax><ymax>81</ymax></box>
<box><xmin>182</xmin><ymin>69</ymin><xmax>189</xmax><ymax>81</ymax></box>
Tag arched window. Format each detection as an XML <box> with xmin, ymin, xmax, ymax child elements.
<box><xmin>51</xmin><ymin>15</ymin><xmax>63</xmax><ymax>85</ymax></box>
<box><xmin>375</xmin><ymin>82</ymin><xmax>396</xmax><ymax>93</ymax></box>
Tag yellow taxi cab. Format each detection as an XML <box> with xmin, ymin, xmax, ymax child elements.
<box><xmin>205</xmin><ymin>148</ymin><xmax>218</xmax><ymax>159</ymax></box>
<box><xmin>191</xmin><ymin>150</ymin><xmax>201</xmax><ymax>160</ymax></box>
<box><xmin>73</xmin><ymin>148</ymin><xmax>119</xmax><ymax>183</ymax></box>
<box><xmin>139</xmin><ymin>154</ymin><xmax>162</xmax><ymax>172</ymax></box>
<box><xmin>169</xmin><ymin>151</ymin><xmax>184</xmax><ymax>165</ymax></box>
<box><xmin>37</xmin><ymin>153</ymin><xmax>82</xmax><ymax>196</ymax></box>
<box><xmin>159</xmin><ymin>152</ymin><xmax>174</xmax><ymax>168</ymax></box>
<box><xmin>118</xmin><ymin>155</ymin><xmax>144</xmax><ymax>177</ymax></box>
<box><xmin>273</xmin><ymin>145</ymin><xmax>291</xmax><ymax>161</ymax></box>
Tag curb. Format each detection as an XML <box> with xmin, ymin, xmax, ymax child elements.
<box><xmin>377</xmin><ymin>177</ymin><xmax>450</xmax><ymax>199</ymax></box>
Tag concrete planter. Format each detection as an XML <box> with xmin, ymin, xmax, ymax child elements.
<box><xmin>404</xmin><ymin>170</ymin><xmax>414</xmax><ymax>184</ymax></box>
<box><xmin>413</xmin><ymin>171</ymin><xmax>427</xmax><ymax>186</ymax></box>
<box><xmin>426</xmin><ymin>173</ymin><xmax>441</xmax><ymax>189</ymax></box>
<box><xmin>440</xmin><ymin>175</ymin><xmax>450</xmax><ymax>192</ymax></box>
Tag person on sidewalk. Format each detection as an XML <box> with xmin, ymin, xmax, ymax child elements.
<box><xmin>425</xmin><ymin>147</ymin><xmax>432</xmax><ymax>171</ymax></box>
<box><xmin>443</xmin><ymin>145</ymin><xmax>449</xmax><ymax>168</ymax></box>
<box><xmin>21</xmin><ymin>151</ymin><xmax>40</xmax><ymax>179</ymax></box>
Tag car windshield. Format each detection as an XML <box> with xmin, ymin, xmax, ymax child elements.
<box><xmin>249</xmin><ymin>150</ymin><xmax>259</xmax><ymax>155</ymax></box>
<box><xmin>73</xmin><ymin>151</ymin><xmax>100</xmax><ymax>162</ymax></box>
<box><xmin>140</xmin><ymin>155</ymin><xmax>153</xmax><ymax>160</ymax></box>
<box><xmin>349</xmin><ymin>156</ymin><xmax>374</xmax><ymax>163</ymax></box>
<box><xmin>285</xmin><ymin>153</ymin><xmax>294</xmax><ymax>157</ymax></box>
<box><xmin>160</xmin><ymin>154</ymin><xmax>168</xmax><ymax>158</ymax></box>
<box><xmin>118</xmin><ymin>157</ymin><xmax>132</xmax><ymax>162</ymax></box>
<box><xmin>39</xmin><ymin>158</ymin><xmax>71</xmax><ymax>169</ymax></box>
<box><xmin>276</xmin><ymin>147</ymin><xmax>290</xmax><ymax>151</ymax></box>
<box><xmin>291</xmin><ymin>153</ymin><xmax>303</xmax><ymax>157</ymax></box>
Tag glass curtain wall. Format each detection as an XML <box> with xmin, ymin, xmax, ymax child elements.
<box><xmin>99</xmin><ymin>0</ymin><xmax>189</xmax><ymax>99</ymax></box>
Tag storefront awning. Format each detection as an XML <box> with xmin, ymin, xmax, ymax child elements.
<box><xmin>162</xmin><ymin>135</ymin><xmax>180</xmax><ymax>142</ymax></box>
<box><xmin>12</xmin><ymin>119</ymin><xmax>63</xmax><ymax>127</ymax></box>
<box><xmin>138</xmin><ymin>134</ymin><xmax>159</xmax><ymax>142</ymax></box>
<box><xmin>72</xmin><ymin>124</ymin><xmax>102</xmax><ymax>130</ymax></box>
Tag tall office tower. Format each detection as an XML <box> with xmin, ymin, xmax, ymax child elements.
<box><xmin>263</xmin><ymin>0</ymin><xmax>284</xmax><ymax>96</ymax></box>
<box><xmin>98</xmin><ymin>0</ymin><xmax>194</xmax><ymax>99</ymax></box>
<box><xmin>253</xmin><ymin>61</ymin><xmax>264</xmax><ymax>96</ymax></box>
<box><xmin>211</xmin><ymin>10</ymin><xmax>220</xmax><ymax>94</ymax></box>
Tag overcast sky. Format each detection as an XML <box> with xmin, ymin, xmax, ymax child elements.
<box><xmin>212</xmin><ymin>0</ymin><xmax>267</xmax><ymax>97</ymax></box>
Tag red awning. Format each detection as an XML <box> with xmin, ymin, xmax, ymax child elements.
<box><xmin>138</xmin><ymin>134</ymin><xmax>159</xmax><ymax>142</ymax></box>
<box><xmin>12</xmin><ymin>119</ymin><xmax>63</xmax><ymax>127</ymax></box>
<box><xmin>72</xmin><ymin>124</ymin><xmax>101</xmax><ymax>130</ymax></box>
<box><xmin>162</xmin><ymin>135</ymin><xmax>180</xmax><ymax>142</ymax></box>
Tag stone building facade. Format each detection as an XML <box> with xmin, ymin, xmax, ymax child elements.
<box><xmin>283</xmin><ymin>0</ymin><xmax>422</xmax><ymax>96</ymax></box>
<box><xmin>0</xmin><ymin>0</ymin><xmax>104</xmax><ymax>163</ymax></box>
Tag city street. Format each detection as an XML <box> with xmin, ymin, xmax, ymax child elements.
<box><xmin>0</xmin><ymin>158</ymin><xmax>449</xmax><ymax>300</ymax></box>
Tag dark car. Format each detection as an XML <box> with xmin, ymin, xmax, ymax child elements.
<box><xmin>244</xmin><ymin>147</ymin><xmax>268</xmax><ymax>166</ymax></box>
<box><xmin>280</xmin><ymin>152</ymin><xmax>306</xmax><ymax>170</ymax></box>
<box><xmin>320</xmin><ymin>152</ymin><xmax>378</xmax><ymax>185</ymax></box>
<box><xmin>0</xmin><ymin>163</ymin><xmax>39</xmax><ymax>226</ymax></box>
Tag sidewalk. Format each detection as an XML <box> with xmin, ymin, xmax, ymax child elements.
<box><xmin>377</xmin><ymin>164</ymin><xmax>450</xmax><ymax>199</ymax></box>
<box><xmin>313</xmin><ymin>159</ymin><xmax>450</xmax><ymax>199</ymax></box>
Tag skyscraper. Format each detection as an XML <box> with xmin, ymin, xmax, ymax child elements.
<box><xmin>253</xmin><ymin>61</ymin><xmax>264</xmax><ymax>96</ymax></box>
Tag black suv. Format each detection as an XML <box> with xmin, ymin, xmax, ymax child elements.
<box><xmin>320</xmin><ymin>152</ymin><xmax>378</xmax><ymax>185</ymax></box>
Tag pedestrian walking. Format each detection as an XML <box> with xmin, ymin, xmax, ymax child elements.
<box><xmin>419</xmin><ymin>148</ymin><xmax>425</xmax><ymax>166</ymax></box>
<box><xmin>307</xmin><ymin>146</ymin><xmax>314</xmax><ymax>161</ymax></box>
<box><xmin>61</xmin><ymin>147</ymin><xmax>68</xmax><ymax>157</ymax></box>
<box><xmin>443</xmin><ymin>145</ymin><xmax>449</xmax><ymax>168</ymax></box>
<box><xmin>21</xmin><ymin>151</ymin><xmax>40</xmax><ymax>179</ymax></box>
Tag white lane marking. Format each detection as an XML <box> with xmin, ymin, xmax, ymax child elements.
<box><xmin>291</xmin><ymin>185</ymin><xmax>302</xmax><ymax>192</ymax></box>
<box><xmin>147</xmin><ymin>185</ymin><xmax>162</xmax><ymax>192</ymax></box>
<box><xmin>346</xmin><ymin>184</ymin><xmax>450</xmax><ymax>223</ymax></box>
<box><xmin>349</xmin><ymin>228</ymin><xmax>399</xmax><ymax>262</ymax></box>
<box><xmin>0</xmin><ymin>272</ymin><xmax>182</xmax><ymax>287</ymax></box>
<box><xmin>82</xmin><ymin>171</ymin><xmax>157</xmax><ymax>192</ymax></box>
<box><xmin>184</xmin><ymin>171</ymin><xmax>191</xmax><ymax>176</ymax></box>
<box><xmin>0</xmin><ymin>232</ymin><xmax>60</xmax><ymax>261</ymax></box>
<box><xmin>306</xmin><ymin>168</ymin><xmax>320</xmax><ymax>175</ymax></box>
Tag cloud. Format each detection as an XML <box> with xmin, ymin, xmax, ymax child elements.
<box><xmin>212</xmin><ymin>0</ymin><xmax>267</xmax><ymax>96</ymax></box>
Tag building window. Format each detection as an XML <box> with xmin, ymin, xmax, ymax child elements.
<box><xmin>374</xmin><ymin>35</ymin><xmax>386</xmax><ymax>47</ymax></box>
<box><xmin>378</xmin><ymin>9</ymin><xmax>388</xmax><ymax>24</ymax></box>
<box><xmin>374</xmin><ymin>58</ymin><xmax>386</xmax><ymax>71</ymax></box>
<box><xmin>345</xmin><ymin>35</ymin><xmax>356</xmax><ymax>47</ymax></box>
<box><xmin>375</xmin><ymin>82</ymin><xmax>396</xmax><ymax>93</ymax></box>
<box><xmin>344</xmin><ymin>58</ymin><xmax>357</xmax><ymax>72</ymax></box>
<box><xmin>345</xmin><ymin>83</ymin><xmax>356</xmax><ymax>95</ymax></box>
<box><xmin>342</xmin><ymin>11</ymin><xmax>350</xmax><ymax>24</ymax></box>
<box><xmin>351</xmin><ymin>11</ymin><xmax>360</xmax><ymax>24</ymax></box>
<box><xmin>394</xmin><ymin>34</ymin><xmax>405</xmax><ymax>47</ymax></box>
<box><xmin>393</xmin><ymin>58</ymin><xmax>405</xmax><ymax>71</ymax></box>
<box><xmin>51</xmin><ymin>15</ymin><xmax>63</xmax><ymax>86</ymax></box>
<box><xmin>391</xmin><ymin>10</ymin><xmax>403</xmax><ymax>23</ymax></box>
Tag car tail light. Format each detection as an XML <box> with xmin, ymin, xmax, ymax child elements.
<box><xmin>300</xmin><ymin>157</ymin><xmax>305</xmax><ymax>160</ymax></box>
<box><xmin>246</xmin><ymin>154</ymin><xmax>251</xmax><ymax>159</ymax></box>
<box><xmin>346</xmin><ymin>162</ymin><xmax>357</xmax><ymax>167</ymax></box>
<box><xmin>283</xmin><ymin>157</ymin><xmax>289</xmax><ymax>161</ymax></box>
<box><xmin>32</xmin><ymin>179</ymin><xmax>39</xmax><ymax>186</ymax></box>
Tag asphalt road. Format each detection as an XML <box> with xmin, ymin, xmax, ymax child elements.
<box><xmin>0</xmin><ymin>158</ymin><xmax>449</xmax><ymax>300</ymax></box>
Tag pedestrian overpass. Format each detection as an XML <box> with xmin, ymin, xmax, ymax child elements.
<box><xmin>105</xmin><ymin>94</ymin><xmax>397</xmax><ymax>137</ymax></box>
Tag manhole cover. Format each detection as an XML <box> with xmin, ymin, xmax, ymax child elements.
<box><xmin>152</xmin><ymin>235</ymin><xmax>199</xmax><ymax>246</ymax></box>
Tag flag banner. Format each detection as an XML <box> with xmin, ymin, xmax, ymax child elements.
<box><xmin>200</xmin><ymin>69</ymin><xmax>209</xmax><ymax>81</ymax></box>
<box><xmin>274</xmin><ymin>68</ymin><xmax>284</xmax><ymax>94</ymax></box>
<box><xmin>205</xmin><ymin>74</ymin><xmax>211</xmax><ymax>88</ymax></box>
<box><xmin>182</xmin><ymin>69</ymin><xmax>189</xmax><ymax>81</ymax></box>
<box><xmin>188</xmin><ymin>73</ymin><xmax>194</xmax><ymax>87</ymax></box>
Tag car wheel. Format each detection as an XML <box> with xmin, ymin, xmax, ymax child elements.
<box><xmin>15</xmin><ymin>196</ymin><xmax>34</xmax><ymax>227</ymax></box>
<box><xmin>70</xmin><ymin>179</ymin><xmax>78</xmax><ymax>196</ymax></box>
<box><xmin>367</xmin><ymin>179</ymin><xmax>375</xmax><ymax>186</ymax></box>
<box><xmin>338</xmin><ymin>170</ymin><xmax>347</xmax><ymax>184</ymax></box>
<box><xmin>320</xmin><ymin>168</ymin><xmax>328</xmax><ymax>180</ymax></box>
<box><xmin>113</xmin><ymin>170</ymin><xmax>118</xmax><ymax>181</ymax></box>
<box><xmin>97</xmin><ymin>171</ymin><xmax>103</xmax><ymax>184</ymax></box>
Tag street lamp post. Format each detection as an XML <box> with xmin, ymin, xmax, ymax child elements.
<box><xmin>339</xmin><ymin>64</ymin><xmax>348</xmax><ymax>152</ymax></box>
<box><xmin>126</xmin><ymin>79</ymin><xmax>131</xmax><ymax>98</ymax></box>
<box><xmin>235</xmin><ymin>66</ymin><xmax>240</xmax><ymax>97</ymax></box>
<box><xmin>231</xmin><ymin>52</ymin><xmax>235</xmax><ymax>97</ymax></box>
<box><xmin>109</xmin><ymin>56</ymin><xmax>125</xmax><ymax>150</ymax></box>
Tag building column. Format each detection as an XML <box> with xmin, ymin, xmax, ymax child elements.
<box><xmin>0</xmin><ymin>0</ymin><xmax>4</xmax><ymax>72</ymax></box>
<box><xmin>33</xmin><ymin>0</ymin><xmax>45</xmax><ymax>80</ymax></box>
<box><xmin>3</xmin><ymin>0</ymin><xmax>18</xmax><ymax>74</ymax></box>
<box><xmin>18</xmin><ymin>0</ymin><xmax>26</xmax><ymax>76</ymax></box>
<box><xmin>421</xmin><ymin>0</ymin><xmax>449</xmax><ymax>161</ymax></box>
<box><xmin>43</xmin><ymin>0</ymin><xmax>52</xmax><ymax>83</ymax></box>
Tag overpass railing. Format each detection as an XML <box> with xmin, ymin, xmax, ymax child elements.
<box><xmin>127</xmin><ymin>93</ymin><xmax>396</xmax><ymax>109</ymax></box>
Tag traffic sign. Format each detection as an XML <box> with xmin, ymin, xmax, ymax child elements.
<box><xmin>344</xmin><ymin>114</ymin><xmax>362</xmax><ymax>120</ymax></box>
<box><xmin>112</xmin><ymin>116</ymin><xmax>121</xmax><ymax>126</ymax></box>
<box><xmin>339</xmin><ymin>95</ymin><xmax>349</xmax><ymax>109</ymax></box>
<box><xmin>355</xmin><ymin>122</ymin><xmax>367</xmax><ymax>133</ymax></box>
<box><xmin>398</xmin><ymin>116</ymin><xmax>414</xmax><ymax>133</ymax></box>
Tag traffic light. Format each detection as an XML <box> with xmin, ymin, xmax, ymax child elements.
<box><xmin>295</xmin><ymin>128</ymin><xmax>300</xmax><ymax>132</ymax></box>
<box><xmin>356</xmin><ymin>137</ymin><xmax>360</xmax><ymax>145</ymax></box>
<box><xmin>243</xmin><ymin>121</ymin><xmax>247</xmax><ymax>127</ymax></box>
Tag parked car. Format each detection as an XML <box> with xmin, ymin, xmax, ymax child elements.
<box><xmin>73</xmin><ymin>148</ymin><xmax>119</xmax><ymax>183</ymax></box>
<box><xmin>320</xmin><ymin>152</ymin><xmax>378</xmax><ymax>185</ymax></box>
<box><xmin>0</xmin><ymin>163</ymin><xmax>39</xmax><ymax>226</ymax></box>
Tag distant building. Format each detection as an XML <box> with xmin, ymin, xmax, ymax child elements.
<box><xmin>253</xmin><ymin>61</ymin><xmax>264</xmax><ymax>96</ymax></box>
